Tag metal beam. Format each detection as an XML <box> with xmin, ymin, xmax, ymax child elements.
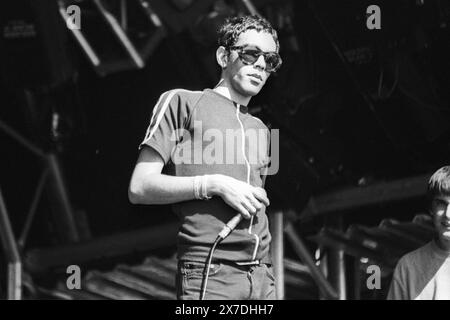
<box><xmin>25</xmin><ymin>222</ymin><xmax>178</xmax><ymax>274</ymax></box>
<box><xmin>285</xmin><ymin>222</ymin><xmax>338</xmax><ymax>300</ymax></box>
<box><xmin>46</xmin><ymin>154</ymin><xmax>81</xmax><ymax>243</ymax></box>
<box><xmin>0</xmin><ymin>187</ymin><xmax>22</xmax><ymax>300</ymax></box>
<box><xmin>300</xmin><ymin>173</ymin><xmax>430</xmax><ymax>220</ymax></box>
<box><xmin>325</xmin><ymin>216</ymin><xmax>346</xmax><ymax>300</ymax></box>
<box><xmin>270</xmin><ymin>210</ymin><xmax>284</xmax><ymax>299</ymax></box>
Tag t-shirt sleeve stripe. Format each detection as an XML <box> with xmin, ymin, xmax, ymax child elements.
<box><xmin>140</xmin><ymin>90</ymin><xmax>178</xmax><ymax>146</ymax></box>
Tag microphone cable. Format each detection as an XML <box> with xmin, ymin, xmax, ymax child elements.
<box><xmin>199</xmin><ymin>213</ymin><xmax>244</xmax><ymax>299</ymax></box>
<box><xmin>199</xmin><ymin>235</ymin><xmax>221</xmax><ymax>300</ymax></box>
<box><xmin>199</xmin><ymin>161</ymin><xmax>269</xmax><ymax>299</ymax></box>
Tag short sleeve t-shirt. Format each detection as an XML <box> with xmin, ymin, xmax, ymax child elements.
<box><xmin>387</xmin><ymin>240</ymin><xmax>450</xmax><ymax>300</ymax></box>
<box><xmin>139</xmin><ymin>88</ymin><xmax>273</xmax><ymax>264</ymax></box>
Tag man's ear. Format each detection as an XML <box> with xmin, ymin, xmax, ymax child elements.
<box><xmin>216</xmin><ymin>46</ymin><xmax>228</xmax><ymax>69</ymax></box>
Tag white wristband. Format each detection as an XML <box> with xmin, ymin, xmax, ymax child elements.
<box><xmin>193</xmin><ymin>176</ymin><xmax>202</xmax><ymax>200</ymax></box>
<box><xmin>193</xmin><ymin>175</ymin><xmax>212</xmax><ymax>200</ymax></box>
<box><xmin>201</xmin><ymin>175</ymin><xmax>212</xmax><ymax>200</ymax></box>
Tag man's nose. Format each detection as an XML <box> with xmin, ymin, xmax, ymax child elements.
<box><xmin>445</xmin><ymin>205</ymin><xmax>450</xmax><ymax>219</ymax></box>
<box><xmin>253</xmin><ymin>55</ymin><xmax>267</xmax><ymax>71</ymax></box>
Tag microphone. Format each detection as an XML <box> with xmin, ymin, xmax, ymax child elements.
<box><xmin>217</xmin><ymin>174</ymin><xmax>269</xmax><ymax>240</ymax></box>
<box><xmin>218</xmin><ymin>214</ymin><xmax>243</xmax><ymax>240</ymax></box>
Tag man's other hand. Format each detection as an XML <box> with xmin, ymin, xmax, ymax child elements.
<box><xmin>207</xmin><ymin>174</ymin><xmax>270</xmax><ymax>219</ymax></box>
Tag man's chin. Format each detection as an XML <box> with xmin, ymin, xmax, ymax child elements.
<box><xmin>240</xmin><ymin>86</ymin><xmax>260</xmax><ymax>97</ymax></box>
<box><xmin>438</xmin><ymin>231</ymin><xmax>450</xmax><ymax>244</ymax></box>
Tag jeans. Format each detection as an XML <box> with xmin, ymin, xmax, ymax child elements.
<box><xmin>176</xmin><ymin>260</ymin><xmax>276</xmax><ymax>300</ymax></box>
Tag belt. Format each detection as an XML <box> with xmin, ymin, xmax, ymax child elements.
<box><xmin>235</xmin><ymin>260</ymin><xmax>262</xmax><ymax>266</ymax></box>
<box><xmin>214</xmin><ymin>259</ymin><xmax>271</xmax><ymax>267</ymax></box>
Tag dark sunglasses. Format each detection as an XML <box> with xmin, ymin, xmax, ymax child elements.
<box><xmin>227</xmin><ymin>45</ymin><xmax>282</xmax><ymax>73</ymax></box>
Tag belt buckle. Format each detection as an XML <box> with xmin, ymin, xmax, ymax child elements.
<box><xmin>235</xmin><ymin>260</ymin><xmax>260</xmax><ymax>266</ymax></box>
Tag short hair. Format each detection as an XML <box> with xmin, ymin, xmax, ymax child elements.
<box><xmin>428</xmin><ymin>166</ymin><xmax>450</xmax><ymax>199</ymax></box>
<box><xmin>217</xmin><ymin>15</ymin><xmax>279</xmax><ymax>52</ymax></box>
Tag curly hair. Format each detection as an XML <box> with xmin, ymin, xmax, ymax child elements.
<box><xmin>428</xmin><ymin>166</ymin><xmax>450</xmax><ymax>199</ymax></box>
<box><xmin>217</xmin><ymin>15</ymin><xmax>279</xmax><ymax>52</ymax></box>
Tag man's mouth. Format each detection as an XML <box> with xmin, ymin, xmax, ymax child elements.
<box><xmin>441</xmin><ymin>220</ymin><xmax>450</xmax><ymax>228</ymax></box>
<box><xmin>248</xmin><ymin>74</ymin><xmax>263</xmax><ymax>82</ymax></box>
